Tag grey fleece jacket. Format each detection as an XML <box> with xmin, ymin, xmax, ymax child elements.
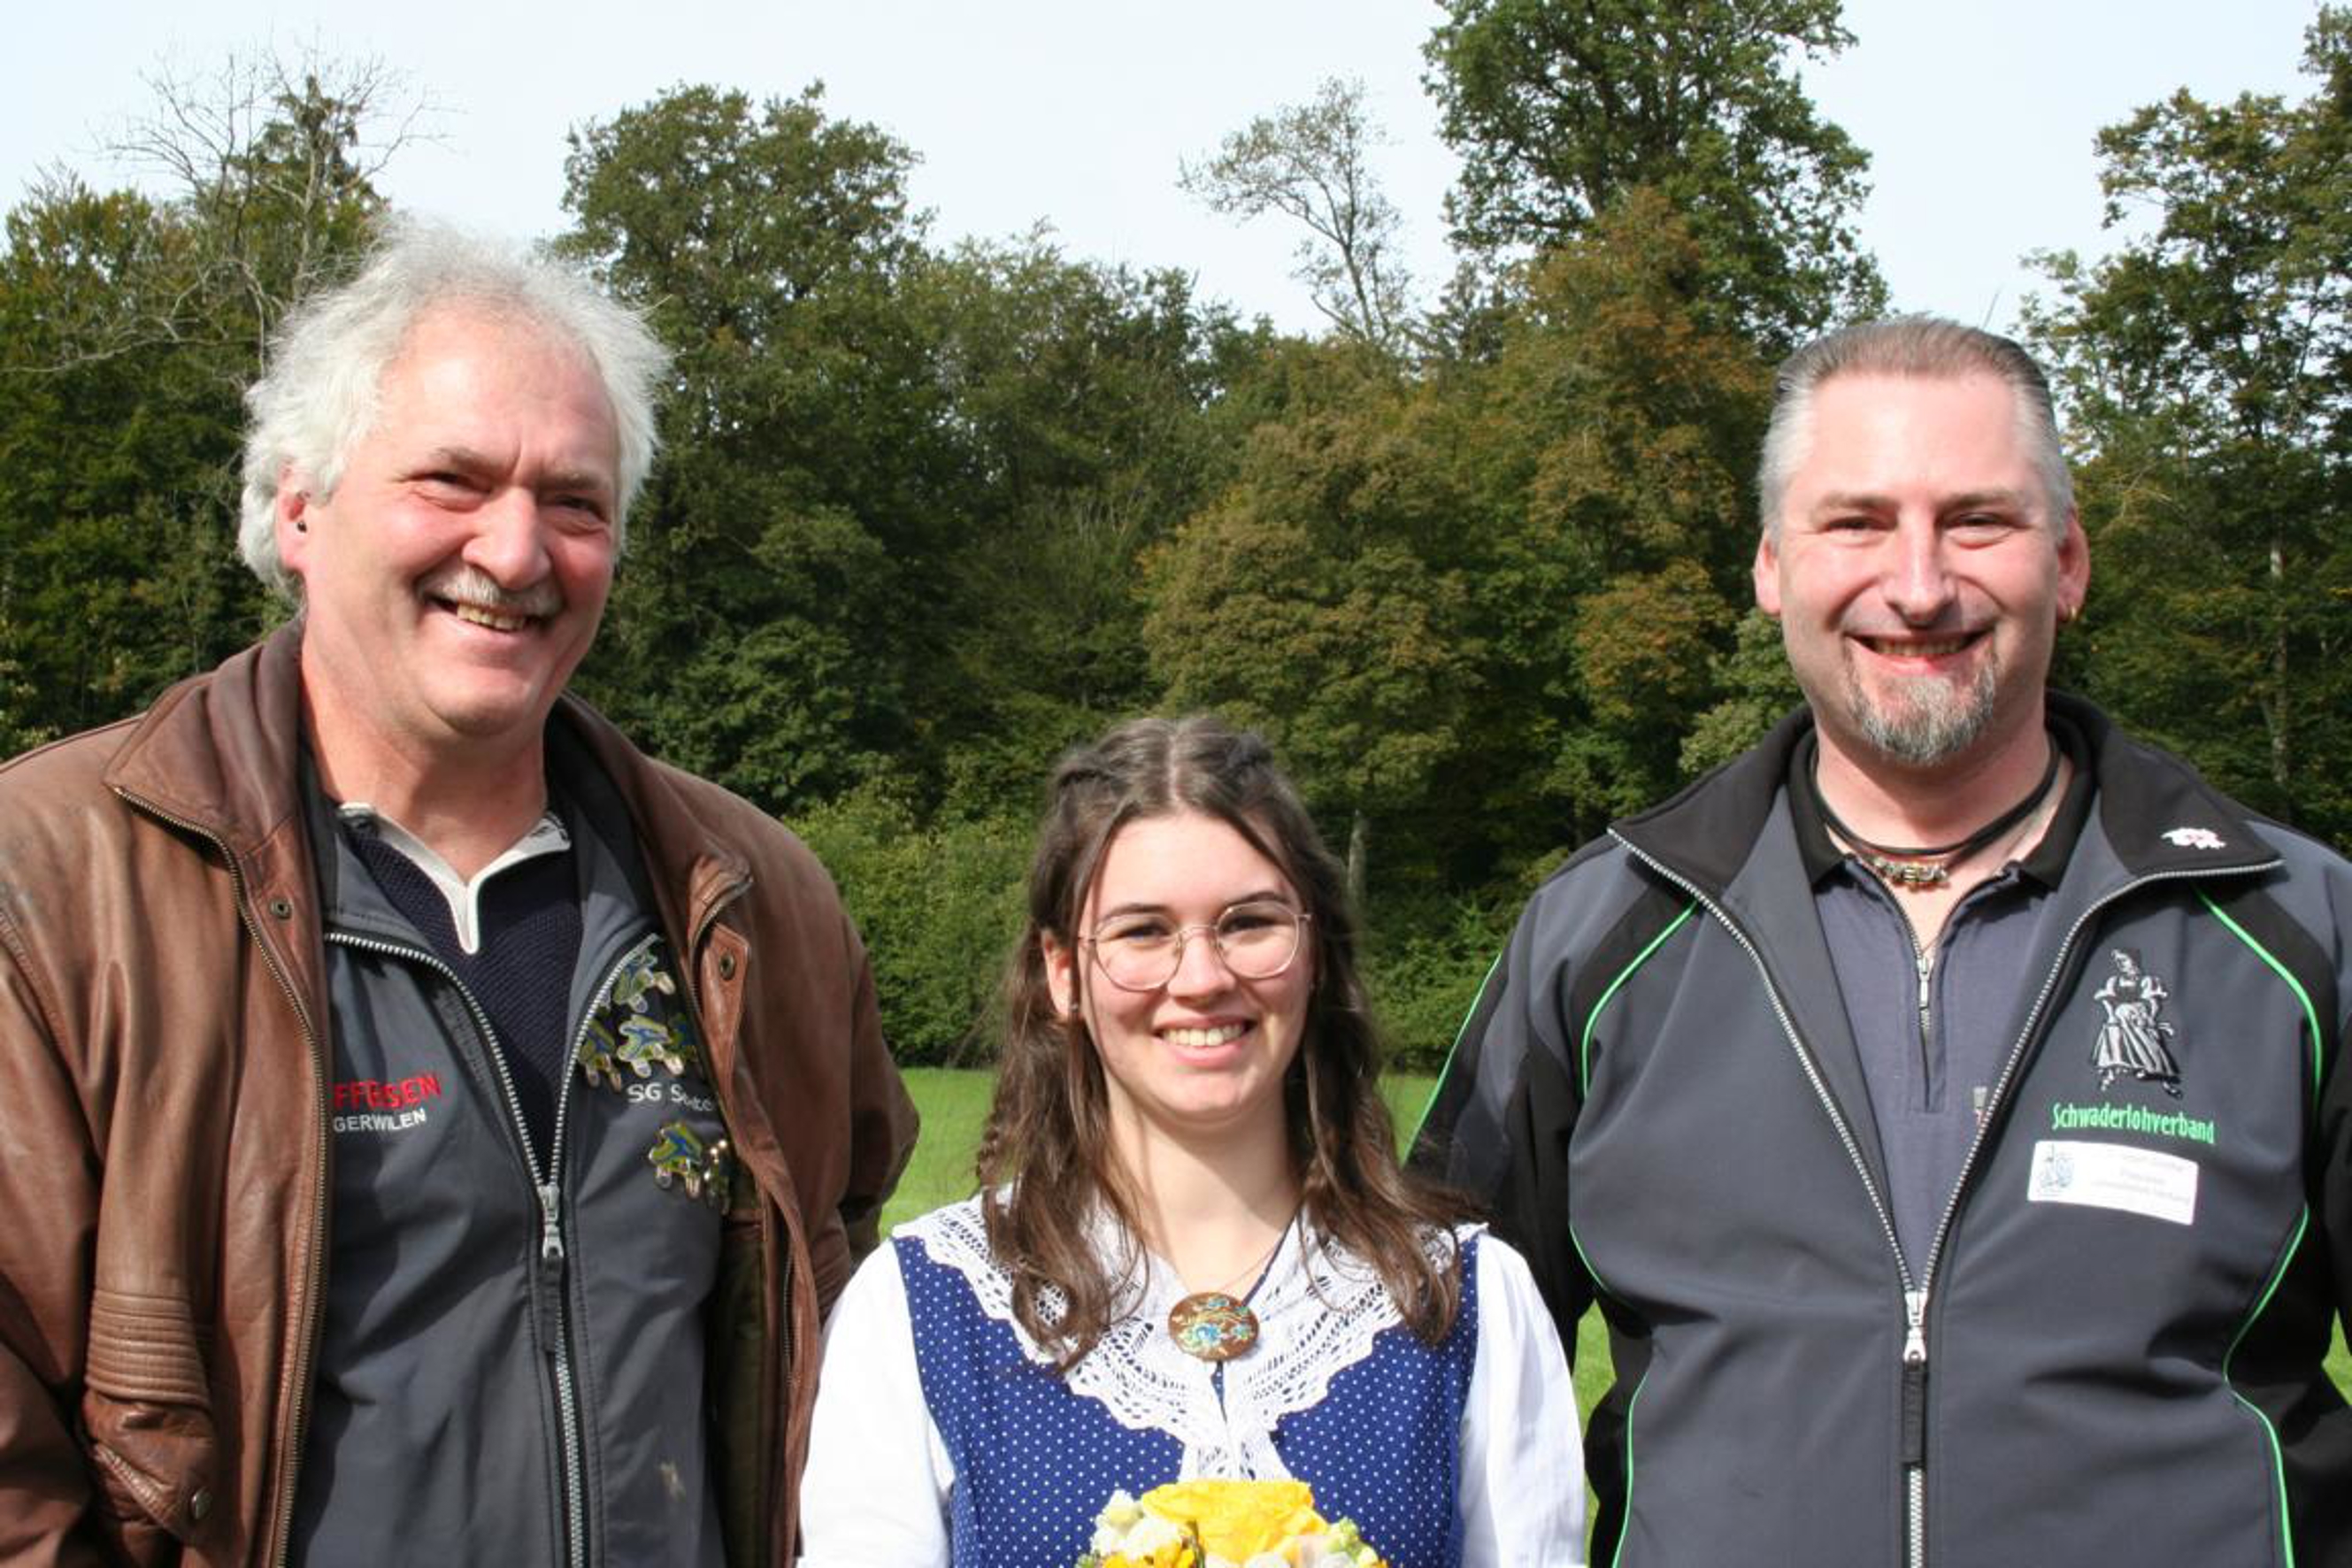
<box><xmin>1415</xmin><ymin>695</ymin><xmax>2352</xmax><ymax>1567</ymax></box>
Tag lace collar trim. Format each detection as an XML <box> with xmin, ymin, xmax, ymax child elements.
<box><xmin>903</xmin><ymin>1195</ymin><xmax>1472</xmax><ymax>1480</ymax></box>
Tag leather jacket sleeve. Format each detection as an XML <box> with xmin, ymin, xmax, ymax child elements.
<box><xmin>0</xmin><ymin>918</ymin><xmax>111</xmax><ymax>1565</ymax></box>
<box><xmin>832</xmin><ymin>907</ymin><xmax>917</xmax><ymax>1278</ymax></box>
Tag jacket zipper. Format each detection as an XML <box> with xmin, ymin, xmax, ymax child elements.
<box><xmin>1610</xmin><ymin>834</ymin><xmax>1924</xmax><ymax>1562</ymax></box>
<box><xmin>1897</xmin><ymin>860</ymin><xmax>2271</xmax><ymax>1560</ymax></box>
<box><xmin>111</xmin><ymin>788</ymin><xmax>332</xmax><ymax>1568</ymax></box>
<box><xmin>327</xmin><ymin>926</ymin><xmax>657</xmax><ymax>1568</ymax></box>
<box><xmin>1618</xmin><ymin>831</ymin><xmax>2272</xmax><ymax>1568</ymax></box>
<box><xmin>113</xmin><ymin>780</ymin><xmax>767</xmax><ymax>1560</ymax></box>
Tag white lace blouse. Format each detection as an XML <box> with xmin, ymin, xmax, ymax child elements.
<box><xmin>801</xmin><ymin>1196</ymin><xmax>1585</xmax><ymax>1566</ymax></box>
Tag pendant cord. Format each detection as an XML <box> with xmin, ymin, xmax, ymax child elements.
<box><xmin>1164</xmin><ymin>1210</ymin><xmax>1300</xmax><ymax>1363</ymax></box>
<box><xmin>1812</xmin><ymin>737</ymin><xmax>2062</xmax><ymax>887</ymax></box>
<box><xmin>1188</xmin><ymin>1208</ymin><xmax>1297</xmax><ymax>1302</ymax></box>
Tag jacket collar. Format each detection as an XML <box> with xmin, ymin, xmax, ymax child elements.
<box><xmin>1612</xmin><ymin>690</ymin><xmax>2277</xmax><ymax>901</ymax></box>
<box><xmin>101</xmin><ymin>620</ymin><xmax>753</xmax><ymax>944</ymax></box>
<box><xmin>101</xmin><ymin>621</ymin><xmax>310</xmax><ymax>859</ymax></box>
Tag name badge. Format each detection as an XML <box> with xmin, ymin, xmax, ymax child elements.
<box><xmin>2027</xmin><ymin>1140</ymin><xmax>2199</xmax><ymax>1226</ymax></box>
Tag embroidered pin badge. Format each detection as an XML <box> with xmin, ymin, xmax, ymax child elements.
<box><xmin>2162</xmin><ymin>826</ymin><xmax>2226</xmax><ymax>850</ymax></box>
<box><xmin>581</xmin><ymin>1016</ymin><xmax>682</xmax><ymax>1088</ymax></box>
<box><xmin>2091</xmin><ymin>948</ymin><xmax>2183</xmax><ymax>1098</ymax></box>
<box><xmin>647</xmin><ymin>1119</ymin><xmax>733</xmax><ymax>1210</ymax></box>
<box><xmin>579</xmin><ymin>945</ymin><xmax>706</xmax><ymax>1089</ymax></box>
<box><xmin>611</xmin><ymin>947</ymin><xmax>680</xmax><ymax>1012</ymax></box>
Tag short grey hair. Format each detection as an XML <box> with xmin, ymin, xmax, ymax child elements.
<box><xmin>238</xmin><ymin>219</ymin><xmax>670</xmax><ymax>599</ymax></box>
<box><xmin>1756</xmin><ymin>316</ymin><xmax>2073</xmax><ymax>538</ymax></box>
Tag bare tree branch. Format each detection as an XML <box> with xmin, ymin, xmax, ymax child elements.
<box><xmin>1180</xmin><ymin>77</ymin><xmax>1415</xmax><ymax>352</ymax></box>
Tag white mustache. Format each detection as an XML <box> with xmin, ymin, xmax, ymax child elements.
<box><xmin>420</xmin><ymin>566</ymin><xmax>562</xmax><ymax>619</ymax></box>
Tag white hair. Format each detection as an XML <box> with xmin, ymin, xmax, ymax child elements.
<box><xmin>238</xmin><ymin>219</ymin><xmax>669</xmax><ymax>599</ymax></box>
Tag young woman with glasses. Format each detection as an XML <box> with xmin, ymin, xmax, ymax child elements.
<box><xmin>802</xmin><ymin>715</ymin><xmax>1582</xmax><ymax>1566</ymax></box>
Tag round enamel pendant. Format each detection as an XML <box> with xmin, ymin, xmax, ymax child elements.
<box><xmin>1167</xmin><ymin>1291</ymin><xmax>1262</xmax><ymax>1362</ymax></box>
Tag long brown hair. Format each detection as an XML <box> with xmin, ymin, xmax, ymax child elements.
<box><xmin>973</xmin><ymin>714</ymin><xmax>1466</xmax><ymax>1369</ymax></box>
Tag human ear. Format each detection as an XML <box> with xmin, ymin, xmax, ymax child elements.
<box><xmin>1752</xmin><ymin>530</ymin><xmax>1784</xmax><ymax>617</ymax></box>
<box><xmin>2056</xmin><ymin>510</ymin><xmax>2090</xmax><ymax>622</ymax></box>
<box><xmin>1040</xmin><ymin>932</ymin><xmax>1080</xmax><ymax>1019</ymax></box>
<box><xmin>276</xmin><ymin>467</ymin><xmax>317</xmax><ymax>572</ymax></box>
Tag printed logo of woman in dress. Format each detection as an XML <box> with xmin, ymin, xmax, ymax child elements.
<box><xmin>2092</xmin><ymin>948</ymin><xmax>2182</xmax><ymax>1097</ymax></box>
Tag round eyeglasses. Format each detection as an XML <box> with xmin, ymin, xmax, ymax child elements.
<box><xmin>1080</xmin><ymin>901</ymin><xmax>1311</xmax><ymax>992</ymax></box>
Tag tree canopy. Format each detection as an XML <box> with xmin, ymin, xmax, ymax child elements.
<box><xmin>1424</xmin><ymin>0</ymin><xmax>1884</xmax><ymax>346</ymax></box>
<box><xmin>2028</xmin><ymin>5</ymin><xmax>2352</xmax><ymax>833</ymax></box>
<box><xmin>4</xmin><ymin>19</ymin><xmax>2345</xmax><ymax>1062</ymax></box>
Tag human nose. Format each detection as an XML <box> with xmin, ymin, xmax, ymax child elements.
<box><xmin>1880</xmin><ymin>519</ymin><xmax>1955</xmax><ymax>622</ymax></box>
<box><xmin>1165</xmin><ymin>922</ymin><xmax>1238</xmax><ymax>993</ymax></box>
<box><xmin>464</xmin><ymin>488</ymin><xmax>553</xmax><ymax>587</ymax></box>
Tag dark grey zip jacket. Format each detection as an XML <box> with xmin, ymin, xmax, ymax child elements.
<box><xmin>288</xmin><ymin>731</ymin><xmax>737</xmax><ymax>1566</ymax></box>
<box><xmin>1415</xmin><ymin>695</ymin><xmax>2352</xmax><ymax>1567</ymax></box>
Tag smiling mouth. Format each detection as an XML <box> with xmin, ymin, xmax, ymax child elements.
<box><xmin>446</xmin><ymin>601</ymin><xmax>536</xmax><ymax>633</ymax></box>
<box><xmin>1856</xmin><ymin>632</ymin><xmax>1979</xmax><ymax>659</ymax></box>
<box><xmin>1164</xmin><ymin>1023</ymin><xmax>1249</xmax><ymax>1049</ymax></box>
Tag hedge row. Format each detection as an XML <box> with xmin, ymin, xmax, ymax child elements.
<box><xmin>795</xmin><ymin>783</ymin><xmax>1508</xmax><ymax>1073</ymax></box>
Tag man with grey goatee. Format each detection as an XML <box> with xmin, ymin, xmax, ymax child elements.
<box><xmin>1416</xmin><ymin>316</ymin><xmax>2352</xmax><ymax>1566</ymax></box>
<box><xmin>0</xmin><ymin>220</ymin><xmax>915</xmax><ymax>1565</ymax></box>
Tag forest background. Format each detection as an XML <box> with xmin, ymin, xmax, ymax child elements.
<box><xmin>4</xmin><ymin>1</ymin><xmax>2348</xmax><ymax>1069</ymax></box>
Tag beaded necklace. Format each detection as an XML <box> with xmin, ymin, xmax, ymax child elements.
<box><xmin>1812</xmin><ymin>740</ymin><xmax>2062</xmax><ymax>892</ymax></box>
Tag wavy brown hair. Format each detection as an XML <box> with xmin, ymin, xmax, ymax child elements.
<box><xmin>973</xmin><ymin>714</ymin><xmax>1468</xmax><ymax>1370</ymax></box>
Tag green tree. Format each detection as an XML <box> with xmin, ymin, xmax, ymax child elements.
<box><xmin>560</xmin><ymin>84</ymin><xmax>947</xmax><ymax>807</ymax></box>
<box><xmin>1457</xmin><ymin>193</ymin><xmax>1772</xmax><ymax>854</ymax></box>
<box><xmin>1425</xmin><ymin>0</ymin><xmax>1881</xmax><ymax>346</ymax></box>
<box><xmin>912</xmin><ymin>240</ymin><xmax>1256</xmax><ymax>814</ymax></box>
<box><xmin>1142</xmin><ymin>342</ymin><xmax>1475</xmax><ymax>905</ymax></box>
<box><xmin>563</xmin><ymin>84</ymin><xmax>1256</xmax><ymax>824</ymax></box>
<box><xmin>1681</xmin><ymin>606</ymin><xmax>1806</xmax><ymax>774</ymax></box>
<box><xmin>2028</xmin><ymin>7</ymin><xmax>2352</xmax><ymax>838</ymax></box>
<box><xmin>1144</xmin><ymin>195</ymin><xmax>1774</xmax><ymax>903</ymax></box>
<box><xmin>0</xmin><ymin>54</ymin><xmax>399</xmax><ymax>743</ymax></box>
<box><xmin>794</xmin><ymin>780</ymin><xmax>1027</xmax><ymax>1065</ymax></box>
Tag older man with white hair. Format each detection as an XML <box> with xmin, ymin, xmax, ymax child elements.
<box><xmin>0</xmin><ymin>221</ymin><xmax>916</xmax><ymax>1566</ymax></box>
<box><xmin>1418</xmin><ymin>317</ymin><xmax>2352</xmax><ymax>1567</ymax></box>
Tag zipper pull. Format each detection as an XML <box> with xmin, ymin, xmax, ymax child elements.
<box><xmin>1901</xmin><ymin>1287</ymin><xmax>1929</xmax><ymax>1466</ymax></box>
<box><xmin>534</xmin><ymin>1182</ymin><xmax>567</xmax><ymax>1354</ymax></box>
<box><xmin>538</xmin><ymin>1181</ymin><xmax>566</xmax><ymax>1262</ymax></box>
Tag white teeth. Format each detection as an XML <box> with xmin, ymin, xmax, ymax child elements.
<box><xmin>1164</xmin><ymin>1023</ymin><xmax>1248</xmax><ymax>1049</ymax></box>
<box><xmin>452</xmin><ymin>603</ymin><xmax>529</xmax><ymax>632</ymax></box>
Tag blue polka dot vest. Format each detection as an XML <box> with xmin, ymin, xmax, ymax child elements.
<box><xmin>896</xmin><ymin>1224</ymin><xmax>1481</xmax><ymax>1567</ymax></box>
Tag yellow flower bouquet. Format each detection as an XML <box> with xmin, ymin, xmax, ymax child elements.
<box><xmin>1077</xmin><ymin>1479</ymin><xmax>1387</xmax><ymax>1568</ymax></box>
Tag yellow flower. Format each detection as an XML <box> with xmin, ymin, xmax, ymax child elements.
<box><xmin>1082</xmin><ymin>1480</ymin><xmax>1387</xmax><ymax>1568</ymax></box>
<box><xmin>1140</xmin><ymin>1480</ymin><xmax>1325</xmax><ymax>1563</ymax></box>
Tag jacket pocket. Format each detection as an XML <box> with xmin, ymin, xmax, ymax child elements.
<box><xmin>81</xmin><ymin>1286</ymin><xmax>219</xmax><ymax>1556</ymax></box>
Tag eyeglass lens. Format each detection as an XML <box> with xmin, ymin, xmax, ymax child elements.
<box><xmin>1090</xmin><ymin>903</ymin><xmax>1303</xmax><ymax>989</ymax></box>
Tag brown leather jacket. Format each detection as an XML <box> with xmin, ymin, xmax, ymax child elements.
<box><xmin>0</xmin><ymin>626</ymin><xmax>918</xmax><ymax>1566</ymax></box>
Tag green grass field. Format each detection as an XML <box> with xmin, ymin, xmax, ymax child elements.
<box><xmin>886</xmin><ymin>1069</ymin><xmax>2348</xmax><ymax>1416</ymax></box>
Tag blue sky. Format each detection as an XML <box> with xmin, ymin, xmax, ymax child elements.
<box><xmin>2</xmin><ymin>1</ymin><xmax>2325</xmax><ymax>335</ymax></box>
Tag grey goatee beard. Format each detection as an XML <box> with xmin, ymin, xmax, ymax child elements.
<box><xmin>1848</xmin><ymin>655</ymin><xmax>1999</xmax><ymax>767</ymax></box>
